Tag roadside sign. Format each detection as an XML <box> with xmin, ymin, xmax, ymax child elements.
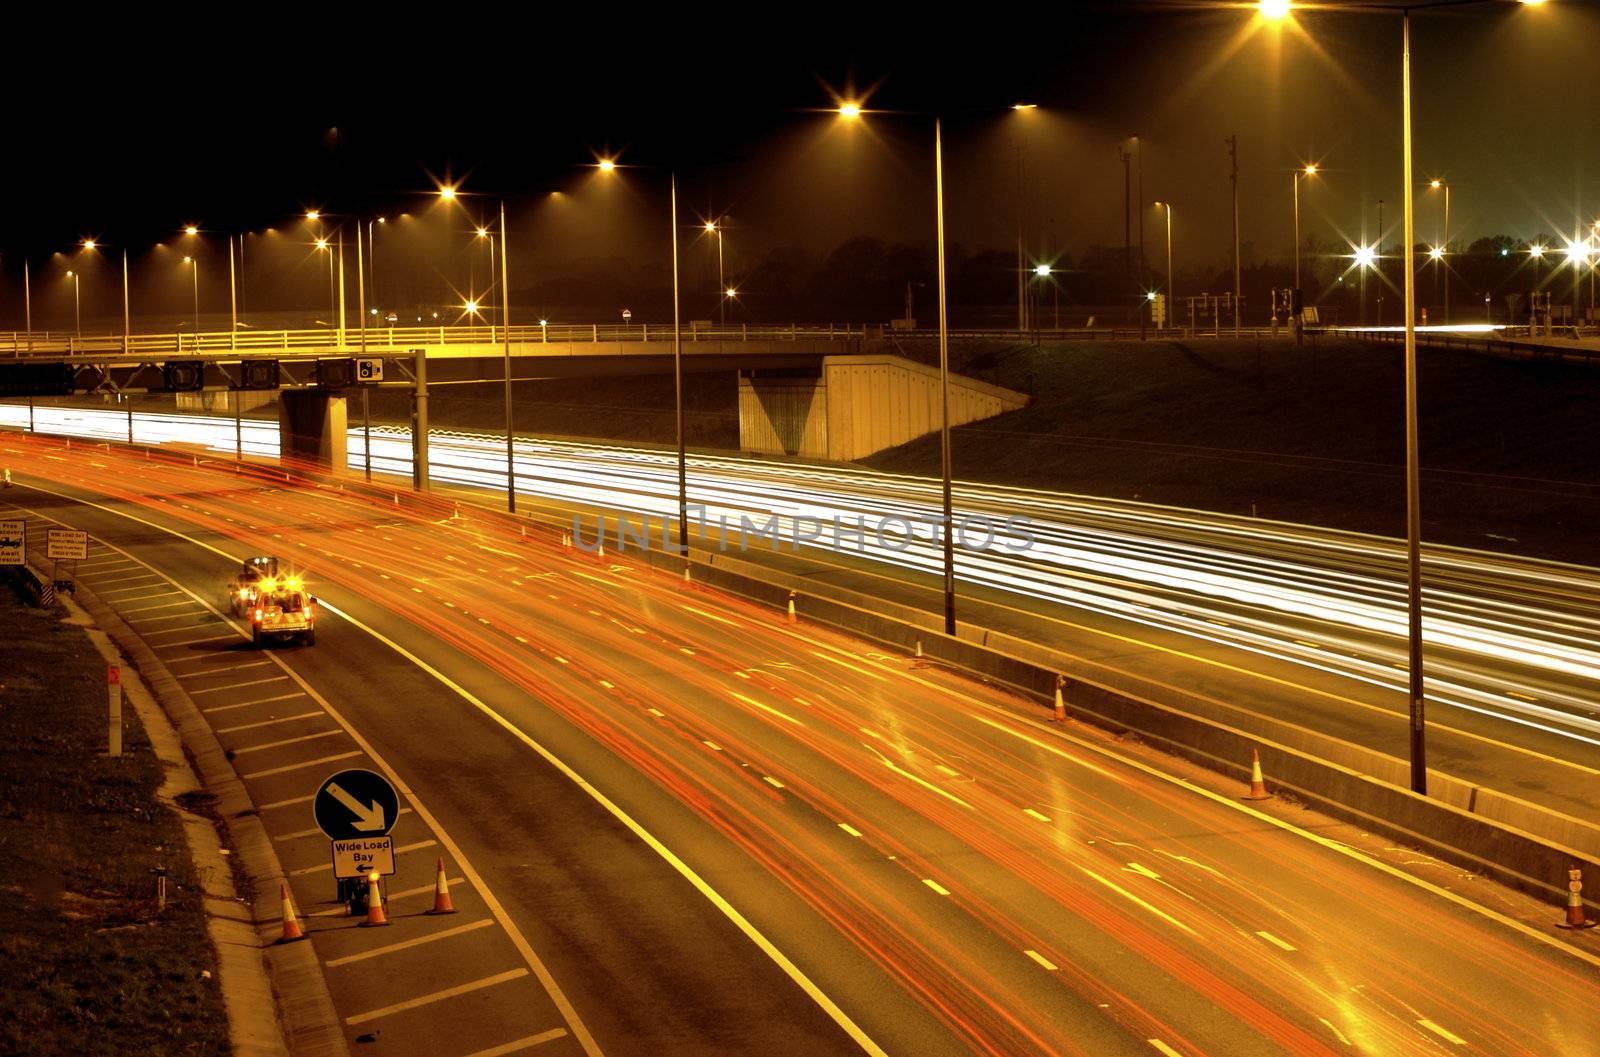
<box><xmin>0</xmin><ymin>519</ymin><xmax>23</xmax><ymax>565</ymax></box>
<box><xmin>46</xmin><ymin>529</ymin><xmax>88</xmax><ymax>561</ymax></box>
<box><xmin>331</xmin><ymin>835</ymin><xmax>396</xmax><ymax>879</ymax></box>
<box><xmin>313</xmin><ymin>768</ymin><xmax>399</xmax><ymax>841</ymax></box>
<box><xmin>355</xmin><ymin>358</ymin><xmax>384</xmax><ymax>383</ymax></box>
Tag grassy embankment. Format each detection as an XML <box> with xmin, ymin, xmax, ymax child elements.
<box><xmin>0</xmin><ymin>588</ymin><xmax>229</xmax><ymax>1057</ymax></box>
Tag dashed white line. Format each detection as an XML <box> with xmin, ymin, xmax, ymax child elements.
<box><xmin>214</xmin><ymin>711</ymin><xmax>324</xmax><ymax>735</ymax></box>
<box><xmin>1023</xmin><ymin>949</ymin><xmax>1058</xmax><ymax>971</ymax></box>
<box><xmin>344</xmin><ymin>969</ymin><xmax>530</xmax><ymax>1026</ymax></box>
<box><xmin>1255</xmin><ymin>930</ymin><xmax>1297</xmax><ymax>952</ymax></box>
<box><xmin>838</xmin><ymin>823</ymin><xmax>863</xmax><ymax>838</ymax></box>
<box><xmin>229</xmin><ymin>729</ymin><xmax>345</xmax><ymax>755</ymax></box>
<box><xmin>1418</xmin><ymin>1019</ymin><xmax>1467</xmax><ymax>1046</ymax></box>
<box><xmin>458</xmin><ymin>1028</ymin><xmax>570</xmax><ymax>1056</ymax></box>
<box><xmin>921</xmin><ymin>878</ymin><xmax>951</xmax><ymax>897</ymax></box>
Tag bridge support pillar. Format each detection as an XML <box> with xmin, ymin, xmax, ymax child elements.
<box><xmin>278</xmin><ymin>390</ymin><xmax>348</xmax><ymax>472</ymax></box>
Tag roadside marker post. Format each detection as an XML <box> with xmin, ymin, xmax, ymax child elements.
<box><xmin>107</xmin><ymin>665</ymin><xmax>122</xmax><ymax>758</ymax></box>
<box><xmin>1559</xmin><ymin>868</ymin><xmax>1597</xmax><ymax>930</ymax></box>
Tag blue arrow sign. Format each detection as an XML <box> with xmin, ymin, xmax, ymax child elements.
<box><xmin>314</xmin><ymin>768</ymin><xmax>399</xmax><ymax>841</ymax></box>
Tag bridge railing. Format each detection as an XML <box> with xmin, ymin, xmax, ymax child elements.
<box><xmin>0</xmin><ymin>323</ymin><xmax>869</xmax><ymax>358</ymax></box>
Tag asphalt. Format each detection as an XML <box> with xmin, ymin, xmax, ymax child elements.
<box><xmin>3</xmin><ymin>437</ymin><xmax>1599</xmax><ymax>1057</ymax></box>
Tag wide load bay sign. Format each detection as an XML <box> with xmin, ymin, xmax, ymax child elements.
<box><xmin>314</xmin><ymin>768</ymin><xmax>401</xmax><ymax>879</ymax></box>
<box><xmin>0</xmin><ymin>520</ymin><xmax>23</xmax><ymax>565</ymax></box>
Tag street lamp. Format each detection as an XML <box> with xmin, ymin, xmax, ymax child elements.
<box><xmin>1154</xmin><ymin>201</ymin><xmax>1174</xmax><ymax>330</ymax></box>
<box><xmin>836</xmin><ymin>101</ymin><xmax>958</xmax><ymax>637</ymax></box>
<box><xmin>182</xmin><ymin>256</ymin><xmax>200</xmax><ymax>346</ymax></box>
<box><xmin>1427</xmin><ymin>179</ymin><xmax>1450</xmax><ymax>322</ymax></box>
<box><xmin>705</xmin><ymin>219</ymin><xmax>727</xmax><ymax>326</ymax></box>
<box><xmin>1292</xmin><ymin>163</ymin><xmax>1318</xmax><ymax>343</ymax></box>
<box><xmin>595</xmin><ymin>158</ymin><xmax>688</xmax><ymax>553</ymax></box>
<box><xmin>65</xmin><ymin>270</ymin><xmax>81</xmax><ymax>338</ymax></box>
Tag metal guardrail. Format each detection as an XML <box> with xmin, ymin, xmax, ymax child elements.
<box><xmin>0</xmin><ymin>323</ymin><xmax>868</xmax><ymax>358</ymax></box>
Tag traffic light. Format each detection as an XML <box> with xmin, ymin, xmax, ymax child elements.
<box><xmin>162</xmin><ymin>362</ymin><xmax>205</xmax><ymax>391</ymax></box>
<box><xmin>316</xmin><ymin>358</ymin><xmax>355</xmax><ymax>389</ymax></box>
<box><xmin>238</xmin><ymin>360</ymin><xmax>280</xmax><ymax>390</ymax></box>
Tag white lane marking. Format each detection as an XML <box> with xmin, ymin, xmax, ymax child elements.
<box><xmin>215</xmin><ymin>711</ymin><xmax>324</xmax><ymax>735</ymax></box>
<box><xmin>188</xmin><ymin>676</ymin><xmax>289</xmax><ymax>695</ymax></box>
<box><xmin>239</xmin><ymin>750</ymin><xmax>361</xmax><ymax>780</ymax></box>
<box><xmin>153</xmin><ymin>633</ymin><xmax>238</xmax><ymax>647</ymax></box>
<box><xmin>186</xmin><ymin>661</ymin><xmax>272</xmax><ymax>675</ymax></box>
<box><xmin>921</xmin><ymin>878</ymin><xmax>951</xmax><ymax>897</ymax></box>
<box><xmin>85</xmin><ymin>572</ymin><xmax>162</xmax><ymax>585</ymax></box>
<box><xmin>1255</xmin><ymin>930</ymin><xmax>1297</xmax><ymax>952</ymax></box>
<box><xmin>703</xmin><ymin>741</ymin><xmax>724</xmax><ymax>752</ymax></box>
<box><xmin>1147</xmin><ymin>1041</ymin><xmax>1184</xmax><ymax>1057</ymax></box>
<box><xmin>809</xmin><ymin>650</ymin><xmax>885</xmax><ymax>681</ymax></box>
<box><xmin>838</xmin><ymin>823</ymin><xmax>863</xmax><ymax>838</ymax></box>
<box><xmin>228</xmin><ymin>729</ymin><xmax>345</xmax><ymax>755</ymax></box>
<box><xmin>344</xmin><ymin>969</ymin><xmax>530</xmax><ymax>1026</ymax></box>
<box><xmin>94</xmin><ymin>584</ymin><xmax>178</xmax><ymax>597</ymax></box>
<box><xmin>459</xmin><ymin>1028</ymin><xmax>571</xmax><ymax>1057</ymax></box>
<box><xmin>128</xmin><ymin>612</ymin><xmax>204</xmax><ymax>626</ymax></box>
<box><xmin>1023</xmin><ymin>949</ymin><xmax>1058</xmax><ymax>971</ymax></box>
<box><xmin>1079</xmin><ymin>867</ymin><xmax>1195</xmax><ymax>936</ymax></box>
<box><xmin>730</xmin><ymin>691</ymin><xmax>803</xmax><ymax>726</ymax></box>
<box><xmin>763</xmin><ymin>776</ymin><xmax>786</xmax><ymax>789</ymax></box>
<box><xmin>257</xmin><ymin>793</ymin><xmax>316</xmax><ymax>811</ymax></box>
<box><xmin>143</xmin><ymin>622</ymin><xmax>227</xmax><ymax>637</ymax></box>
<box><xmin>117</xmin><ymin>600</ymin><xmax>195</xmax><ymax>614</ymax></box>
<box><xmin>323</xmin><ymin>919</ymin><xmax>494</xmax><ymax>968</ymax></box>
<box><xmin>598</xmin><ymin>680</ymin><xmax>615</xmax><ymax>689</ymax></box>
<box><xmin>201</xmin><ymin>693</ymin><xmax>306</xmax><ymax>714</ymax></box>
<box><xmin>318</xmin><ymin>599</ymin><xmax>887</xmax><ymax>1057</ymax></box>
<box><xmin>680</xmin><ymin>603</ymin><xmax>740</xmax><ymax>627</ymax></box>
<box><xmin>1125</xmin><ymin>862</ymin><xmax>1161</xmax><ymax>880</ymax></box>
<box><xmin>290</xmin><ymin>839</ymin><xmax>438</xmax><ymax>877</ymax></box>
<box><xmin>645</xmin><ymin>707</ymin><xmax>665</xmax><ymax>717</ymax></box>
<box><xmin>1418</xmin><ymin>1019</ymin><xmax>1467</xmax><ymax>1046</ymax></box>
<box><xmin>1024</xmin><ymin>808</ymin><xmax>1052</xmax><ymax>823</ymax></box>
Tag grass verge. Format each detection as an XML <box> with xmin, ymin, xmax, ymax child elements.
<box><xmin>0</xmin><ymin>586</ymin><xmax>230</xmax><ymax>1057</ymax></box>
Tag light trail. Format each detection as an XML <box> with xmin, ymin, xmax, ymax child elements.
<box><xmin>3</xmin><ymin>403</ymin><xmax>1599</xmax><ymax>753</ymax></box>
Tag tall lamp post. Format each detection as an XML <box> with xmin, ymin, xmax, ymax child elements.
<box><xmin>595</xmin><ymin>159</ymin><xmax>689</xmax><ymax>553</ymax></box>
<box><xmin>705</xmin><ymin>220</ymin><xmax>726</xmax><ymax>326</ymax></box>
<box><xmin>182</xmin><ymin>257</ymin><xmax>200</xmax><ymax>347</ymax></box>
<box><xmin>1428</xmin><ymin>179</ymin><xmax>1450</xmax><ymax>322</ymax></box>
<box><xmin>1257</xmin><ymin>0</ymin><xmax>1546</xmax><ymax>797</ymax></box>
<box><xmin>1293</xmin><ymin>163</ymin><xmax>1318</xmax><ymax>344</ymax></box>
<box><xmin>65</xmin><ymin>270</ymin><xmax>81</xmax><ymax>339</ymax></box>
<box><xmin>837</xmin><ymin>102</ymin><xmax>957</xmax><ymax>636</ymax></box>
<box><xmin>1154</xmin><ymin>201</ymin><xmax>1174</xmax><ymax>330</ymax></box>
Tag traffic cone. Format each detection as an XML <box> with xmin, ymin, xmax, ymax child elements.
<box><xmin>682</xmin><ymin>565</ymin><xmax>692</xmax><ymax>586</ymax></box>
<box><xmin>277</xmin><ymin>884</ymin><xmax>306</xmax><ymax>943</ymax></box>
<box><xmin>912</xmin><ymin>640</ymin><xmax>929</xmax><ymax>669</ymax></box>
<box><xmin>359</xmin><ymin>872</ymin><xmax>390</xmax><ymax>927</ymax></box>
<box><xmin>1244</xmin><ymin>748</ymin><xmax>1272</xmax><ymax>800</ymax></box>
<box><xmin>1558</xmin><ymin>868</ymin><xmax>1597</xmax><ymax>929</ymax></box>
<box><xmin>1051</xmin><ymin>676</ymin><xmax>1067</xmax><ymax>722</ymax></box>
<box><xmin>787</xmin><ymin>591</ymin><xmax>797</xmax><ymax>623</ymax></box>
<box><xmin>425</xmin><ymin>857</ymin><xmax>457</xmax><ymax>915</ymax></box>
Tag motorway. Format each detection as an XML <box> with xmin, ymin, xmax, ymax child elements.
<box><xmin>5</xmin><ymin>402</ymin><xmax>1598</xmax><ymax>839</ymax></box>
<box><xmin>2</xmin><ymin>432</ymin><xmax>1599</xmax><ymax>1057</ymax></box>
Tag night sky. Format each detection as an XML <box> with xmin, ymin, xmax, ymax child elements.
<box><xmin>3</xmin><ymin>2</ymin><xmax>1595</xmax><ymax>323</ymax></box>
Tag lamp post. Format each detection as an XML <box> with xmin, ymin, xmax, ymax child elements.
<box><xmin>500</xmin><ymin>200</ymin><xmax>515</xmax><ymax>513</ymax></box>
<box><xmin>837</xmin><ymin>102</ymin><xmax>957</xmax><ymax>636</ymax></box>
<box><xmin>596</xmin><ymin>160</ymin><xmax>689</xmax><ymax>553</ymax></box>
<box><xmin>1155</xmin><ymin>201</ymin><xmax>1174</xmax><ymax>330</ymax></box>
<box><xmin>1428</xmin><ymin>179</ymin><xmax>1450</xmax><ymax>322</ymax></box>
<box><xmin>65</xmin><ymin>270</ymin><xmax>81</xmax><ymax>339</ymax></box>
<box><xmin>1293</xmin><ymin>164</ymin><xmax>1318</xmax><ymax>344</ymax></box>
<box><xmin>704</xmin><ymin>220</ymin><xmax>728</xmax><ymax>326</ymax></box>
<box><xmin>182</xmin><ymin>256</ymin><xmax>199</xmax><ymax>347</ymax></box>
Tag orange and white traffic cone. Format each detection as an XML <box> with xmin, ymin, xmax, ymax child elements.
<box><xmin>787</xmin><ymin>592</ymin><xmax>797</xmax><ymax>623</ymax></box>
<box><xmin>1558</xmin><ymin>868</ymin><xmax>1597</xmax><ymax>929</ymax></box>
<box><xmin>425</xmin><ymin>857</ymin><xmax>457</xmax><ymax>916</ymax></box>
<box><xmin>1244</xmin><ymin>748</ymin><xmax>1272</xmax><ymax>801</ymax></box>
<box><xmin>1051</xmin><ymin>675</ymin><xmax>1067</xmax><ymax>722</ymax></box>
<box><xmin>359</xmin><ymin>871</ymin><xmax>390</xmax><ymax>927</ymax></box>
<box><xmin>277</xmin><ymin>883</ymin><xmax>306</xmax><ymax>943</ymax></box>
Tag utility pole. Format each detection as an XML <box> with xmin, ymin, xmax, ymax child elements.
<box><xmin>1377</xmin><ymin>198</ymin><xmax>1385</xmax><ymax>325</ymax></box>
<box><xmin>1121</xmin><ymin>146</ymin><xmax>1132</xmax><ymax>283</ymax></box>
<box><xmin>1228</xmin><ymin>134</ymin><xmax>1241</xmax><ymax>336</ymax></box>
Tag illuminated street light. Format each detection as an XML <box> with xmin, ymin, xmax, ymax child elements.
<box><xmin>476</xmin><ymin>227</ymin><xmax>489</xmax><ymax>238</ymax></box>
<box><xmin>184</xmin><ymin>225</ymin><xmax>199</xmax><ymax>236</ymax></box>
<box><xmin>315</xmin><ymin>237</ymin><xmax>328</xmax><ymax>250</ymax></box>
<box><xmin>1258</xmin><ymin>0</ymin><xmax>1291</xmax><ymax>19</ymax></box>
<box><xmin>463</xmin><ymin>298</ymin><xmax>480</xmax><ymax>316</ymax></box>
<box><xmin>1428</xmin><ymin>245</ymin><xmax>1444</xmax><ymax>261</ymax></box>
<box><xmin>1033</xmin><ymin>263</ymin><xmax>1051</xmax><ymax>278</ymax></box>
<box><xmin>1012</xmin><ymin>103</ymin><xmax>1037</xmax><ymax>111</ymax></box>
<box><xmin>64</xmin><ymin>269</ymin><xmax>81</xmax><ymax>338</ymax></box>
<box><xmin>81</xmin><ymin>239</ymin><xmax>97</xmax><ymax>251</ymax></box>
<box><xmin>725</xmin><ymin>287</ymin><xmax>738</xmax><ymax>299</ymax></box>
<box><xmin>305</xmin><ymin>210</ymin><xmax>320</xmax><ymax>221</ymax></box>
<box><xmin>1352</xmin><ymin>245</ymin><xmax>1377</xmax><ymax>269</ymax></box>
<box><xmin>1292</xmin><ymin>163</ymin><xmax>1320</xmax><ymax>342</ymax></box>
<box><xmin>181</xmin><ymin>255</ymin><xmax>200</xmax><ymax>345</ymax></box>
<box><xmin>1529</xmin><ymin>243</ymin><xmax>1546</xmax><ymax>259</ymax></box>
<box><xmin>595</xmin><ymin>159</ymin><xmax>616</xmax><ymax>173</ymax></box>
<box><xmin>437</xmin><ymin>185</ymin><xmax>458</xmax><ymax>201</ymax></box>
<box><xmin>837</xmin><ymin>102</ymin><xmax>862</xmax><ymax>120</ymax></box>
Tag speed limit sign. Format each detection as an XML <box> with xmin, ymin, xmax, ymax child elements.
<box><xmin>355</xmin><ymin>358</ymin><xmax>384</xmax><ymax>383</ymax></box>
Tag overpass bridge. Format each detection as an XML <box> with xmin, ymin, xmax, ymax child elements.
<box><xmin>0</xmin><ymin>322</ymin><xmax>1025</xmax><ymax>476</ymax></box>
